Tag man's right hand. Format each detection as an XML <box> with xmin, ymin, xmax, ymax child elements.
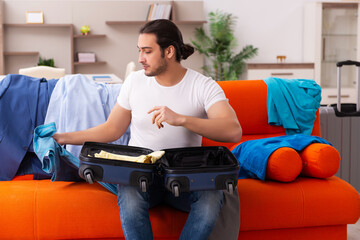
<box><xmin>52</xmin><ymin>133</ymin><xmax>65</xmax><ymax>145</ymax></box>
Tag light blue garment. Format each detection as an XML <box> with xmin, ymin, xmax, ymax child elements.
<box><xmin>264</xmin><ymin>77</ymin><xmax>321</xmax><ymax>135</ymax></box>
<box><xmin>231</xmin><ymin>134</ymin><xmax>331</xmax><ymax>180</ymax></box>
<box><xmin>33</xmin><ymin>122</ymin><xmax>117</xmax><ymax>195</ymax></box>
<box><xmin>44</xmin><ymin>74</ymin><xmax>130</xmax><ymax>158</ymax></box>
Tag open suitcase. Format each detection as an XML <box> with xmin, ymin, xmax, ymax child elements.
<box><xmin>319</xmin><ymin>60</ymin><xmax>360</xmax><ymax>192</ymax></box>
<box><xmin>79</xmin><ymin>142</ymin><xmax>239</xmax><ymax>196</ymax></box>
<box><xmin>79</xmin><ymin>142</ymin><xmax>158</xmax><ymax>192</ymax></box>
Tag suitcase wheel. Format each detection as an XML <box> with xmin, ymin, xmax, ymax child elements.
<box><xmin>139</xmin><ymin>177</ymin><xmax>148</xmax><ymax>193</ymax></box>
<box><xmin>83</xmin><ymin>168</ymin><xmax>94</xmax><ymax>184</ymax></box>
<box><xmin>226</xmin><ymin>181</ymin><xmax>234</xmax><ymax>194</ymax></box>
<box><xmin>170</xmin><ymin>181</ymin><xmax>180</xmax><ymax>197</ymax></box>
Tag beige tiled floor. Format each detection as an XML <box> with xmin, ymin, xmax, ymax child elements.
<box><xmin>348</xmin><ymin>219</ymin><xmax>360</xmax><ymax>240</ymax></box>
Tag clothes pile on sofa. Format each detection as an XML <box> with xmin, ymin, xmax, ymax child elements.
<box><xmin>0</xmin><ymin>74</ymin><xmax>130</xmax><ymax>181</ymax></box>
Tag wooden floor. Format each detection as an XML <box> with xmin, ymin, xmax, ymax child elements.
<box><xmin>348</xmin><ymin>219</ymin><xmax>360</xmax><ymax>240</ymax></box>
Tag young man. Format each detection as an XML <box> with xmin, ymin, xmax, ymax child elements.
<box><xmin>54</xmin><ymin>19</ymin><xmax>242</xmax><ymax>240</ymax></box>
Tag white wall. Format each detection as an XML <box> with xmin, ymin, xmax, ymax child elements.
<box><xmin>203</xmin><ymin>0</ymin><xmax>317</xmax><ymax>63</ymax></box>
<box><xmin>2</xmin><ymin>0</ymin><xmax>326</xmax><ymax>77</ymax></box>
<box><xmin>2</xmin><ymin>0</ymin><xmax>205</xmax><ymax>77</ymax></box>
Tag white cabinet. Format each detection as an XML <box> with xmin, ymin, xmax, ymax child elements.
<box><xmin>304</xmin><ymin>2</ymin><xmax>360</xmax><ymax>105</ymax></box>
<box><xmin>246</xmin><ymin>63</ymin><xmax>314</xmax><ymax>80</ymax></box>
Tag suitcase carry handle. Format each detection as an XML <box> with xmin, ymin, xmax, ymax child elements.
<box><xmin>336</xmin><ymin>60</ymin><xmax>360</xmax><ymax>113</ymax></box>
<box><xmin>336</xmin><ymin>60</ymin><xmax>360</xmax><ymax>67</ymax></box>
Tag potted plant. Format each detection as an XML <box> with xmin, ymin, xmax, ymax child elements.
<box><xmin>37</xmin><ymin>57</ymin><xmax>55</xmax><ymax>67</ymax></box>
<box><xmin>191</xmin><ymin>11</ymin><xmax>258</xmax><ymax>81</ymax></box>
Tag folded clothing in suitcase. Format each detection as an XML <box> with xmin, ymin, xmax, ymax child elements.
<box><xmin>79</xmin><ymin>142</ymin><xmax>239</xmax><ymax>196</ymax></box>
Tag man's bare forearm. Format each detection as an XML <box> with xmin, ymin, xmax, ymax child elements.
<box><xmin>182</xmin><ymin>116</ymin><xmax>242</xmax><ymax>143</ymax></box>
<box><xmin>53</xmin><ymin>122</ymin><xmax>124</xmax><ymax>146</ymax></box>
<box><xmin>53</xmin><ymin>103</ymin><xmax>131</xmax><ymax>146</ymax></box>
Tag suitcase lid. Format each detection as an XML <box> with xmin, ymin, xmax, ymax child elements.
<box><xmin>160</xmin><ymin>146</ymin><xmax>239</xmax><ymax>172</ymax></box>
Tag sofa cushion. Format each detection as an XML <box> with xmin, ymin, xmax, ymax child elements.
<box><xmin>238</xmin><ymin>176</ymin><xmax>360</xmax><ymax>231</ymax></box>
<box><xmin>12</xmin><ymin>174</ymin><xmax>34</xmax><ymax>180</ymax></box>
<box><xmin>0</xmin><ymin>180</ymin><xmax>188</xmax><ymax>239</ymax></box>
<box><xmin>217</xmin><ymin>80</ymin><xmax>285</xmax><ymax>136</ymax></box>
<box><xmin>238</xmin><ymin>224</ymin><xmax>347</xmax><ymax>240</ymax></box>
<box><xmin>1</xmin><ymin>176</ymin><xmax>358</xmax><ymax>239</ymax></box>
<box><xmin>202</xmin><ymin>80</ymin><xmax>321</xmax><ymax>149</ymax></box>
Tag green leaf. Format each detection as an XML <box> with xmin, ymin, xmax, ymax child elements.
<box><xmin>191</xmin><ymin>10</ymin><xmax>258</xmax><ymax>80</ymax></box>
<box><xmin>38</xmin><ymin>57</ymin><xmax>55</xmax><ymax>67</ymax></box>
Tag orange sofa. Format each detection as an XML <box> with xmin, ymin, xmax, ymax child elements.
<box><xmin>1</xmin><ymin>80</ymin><xmax>359</xmax><ymax>240</ymax></box>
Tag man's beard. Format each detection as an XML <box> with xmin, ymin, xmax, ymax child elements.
<box><xmin>144</xmin><ymin>58</ymin><xmax>168</xmax><ymax>77</ymax></box>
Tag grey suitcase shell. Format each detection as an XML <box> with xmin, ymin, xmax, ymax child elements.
<box><xmin>320</xmin><ymin>60</ymin><xmax>360</xmax><ymax>192</ymax></box>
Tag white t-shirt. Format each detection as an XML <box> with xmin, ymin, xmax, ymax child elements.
<box><xmin>117</xmin><ymin>69</ymin><xmax>227</xmax><ymax>150</ymax></box>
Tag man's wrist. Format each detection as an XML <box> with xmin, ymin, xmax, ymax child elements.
<box><xmin>179</xmin><ymin>115</ymin><xmax>189</xmax><ymax>127</ymax></box>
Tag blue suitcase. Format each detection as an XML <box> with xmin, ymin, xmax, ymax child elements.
<box><xmin>79</xmin><ymin>143</ymin><xmax>239</xmax><ymax>196</ymax></box>
<box><xmin>79</xmin><ymin>142</ymin><xmax>159</xmax><ymax>193</ymax></box>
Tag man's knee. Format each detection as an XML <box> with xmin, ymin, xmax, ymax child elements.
<box><xmin>117</xmin><ymin>185</ymin><xmax>149</xmax><ymax>210</ymax></box>
<box><xmin>191</xmin><ymin>190</ymin><xmax>224</xmax><ymax>214</ymax></box>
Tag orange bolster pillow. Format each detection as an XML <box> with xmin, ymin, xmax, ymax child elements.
<box><xmin>266</xmin><ymin>147</ymin><xmax>303</xmax><ymax>182</ymax></box>
<box><xmin>299</xmin><ymin>143</ymin><xmax>340</xmax><ymax>178</ymax></box>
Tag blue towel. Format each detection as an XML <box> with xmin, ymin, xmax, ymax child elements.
<box><xmin>33</xmin><ymin>122</ymin><xmax>117</xmax><ymax>195</ymax></box>
<box><xmin>231</xmin><ymin>135</ymin><xmax>331</xmax><ymax>180</ymax></box>
<box><xmin>264</xmin><ymin>77</ymin><xmax>321</xmax><ymax>135</ymax></box>
<box><xmin>33</xmin><ymin>122</ymin><xmax>83</xmax><ymax>182</ymax></box>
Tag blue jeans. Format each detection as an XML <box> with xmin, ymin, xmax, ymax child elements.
<box><xmin>116</xmin><ymin>176</ymin><xmax>224</xmax><ymax>240</ymax></box>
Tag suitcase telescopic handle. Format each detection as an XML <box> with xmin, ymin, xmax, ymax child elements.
<box><xmin>336</xmin><ymin>60</ymin><xmax>360</xmax><ymax>112</ymax></box>
<box><xmin>336</xmin><ymin>60</ymin><xmax>360</xmax><ymax>67</ymax></box>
